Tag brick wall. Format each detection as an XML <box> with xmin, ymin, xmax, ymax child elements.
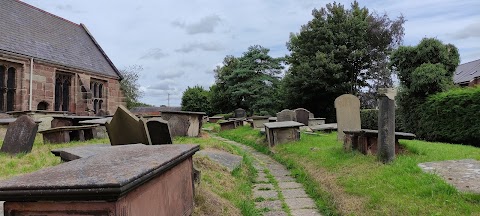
<box><xmin>0</xmin><ymin>53</ymin><xmax>124</xmax><ymax>115</ymax></box>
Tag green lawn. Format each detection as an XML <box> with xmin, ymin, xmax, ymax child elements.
<box><xmin>219</xmin><ymin>126</ymin><xmax>480</xmax><ymax>216</ymax></box>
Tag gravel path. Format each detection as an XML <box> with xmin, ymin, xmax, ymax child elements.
<box><xmin>213</xmin><ymin>135</ymin><xmax>321</xmax><ymax>216</ymax></box>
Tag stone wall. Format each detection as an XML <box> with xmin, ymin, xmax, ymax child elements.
<box><xmin>0</xmin><ymin>52</ymin><xmax>124</xmax><ymax>115</ymax></box>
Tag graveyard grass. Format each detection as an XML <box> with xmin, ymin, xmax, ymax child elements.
<box><xmin>219</xmin><ymin>126</ymin><xmax>480</xmax><ymax>216</ymax></box>
<box><xmin>0</xmin><ymin>131</ymin><xmax>258</xmax><ymax>216</ymax></box>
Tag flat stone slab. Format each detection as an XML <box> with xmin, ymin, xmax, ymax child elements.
<box><xmin>291</xmin><ymin>209</ymin><xmax>322</xmax><ymax>216</ymax></box>
<box><xmin>255</xmin><ymin>200</ymin><xmax>282</xmax><ymax>210</ymax></box>
<box><xmin>253</xmin><ymin>189</ymin><xmax>278</xmax><ymax>199</ymax></box>
<box><xmin>285</xmin><ymin>198</ymin><xmax>316</xmax><ymax>209</ymax></box>
<box><xmin>278</xmin><ymin>182</ymin><xmax>303</xmax><ymax>189</ymax></box>
<box><xmin>282</xmin><ymin>188</ymin><xmax>309</xmax><ymax>198</ymax></box>
<box><xmin>254</xmin><ymin>183</ymin><xmax>274</xmax><ymax>190</ymax></box>
<box><xmin>51</xmin><ymin>144</ymin><xmax>112</xmax><ymax>162</ymax></box>
<box><xmin>264</xmin><ymin>121</ymin><xmax>304</xmax><ymax>129</ymax></box>
<box><xmin>418</xmin><ymin>159</ymin><xmax>480</xmax><ymax>194</ymax></box>
<box><xmin>264</xmin><ymin>211</ymin><xmax>288</xmax><ymax>216</ymax></box>
<box><xmin>343</xmin><ymin>129</ymin><xmax>416</xmax><ymax>139</ymax></box>
<box><xmin>78</xmin><ymin>117</ymin><xmax>112</xmax><ymax>126</ymax></box>
<box><xmin>0</xmin><ymin>144</ymin><xmax>199</xmax><ymax>201</ymax></box>
<box><xmin>310</xmin><ymin>123</ymin><xmax>337</xmax><ymax>132</ymax></box>
<box><xmin>276</xmin><ymin>175</ymin><xmax>296</xmax><ymax>182</ymax></box>
<box><xmin>196</xmin><ymin>149</ymin><xmax>242</xmax><ymax>172</ymax></box>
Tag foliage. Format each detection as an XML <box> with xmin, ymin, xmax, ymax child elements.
<box><xmin>419</xmin><ymin>87</ymin><xmax>480</xmax><ymax>146</ymax></box>
<box><xmin>181</xmin><ymin>85</ymin><xmax>211</xmax><ymax>115</ymax></box>
<box><xmin>220</xmin><ymin>126</ymin><xmax>480</xmax><ymax>215</ymax></box>
<box><xmin>360</xmin><ymin>109</ymin><xmax>404</xmax><ymax>131</ymax></box>
<box><xmin>390</xmin><ymin>38</ymin><xmax>460</xmax><ymax>133</ymax></box>
<box><xmin>283</xmin><ymin>1</ymin><xmax>405</xmax><ymax>119</ymax></box>
<box><xmin>119</xmin><ymin>65</ymin><xmax>145</xmax><ymax>109</ymax></box>
<box><xmin>211</xmin><ymin>45</ymin><xmax>284</xmax><ymax>115</ymax></box>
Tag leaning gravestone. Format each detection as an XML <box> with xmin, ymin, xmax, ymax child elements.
<box><xmin>234</xmin><ymin>108</ymin><xmax>246</xmax><ymax>118</ymax></box>
<box><xmin>334</xmin><ymin>94</ymin><xmax>361</xmax><ymax>141</ymax></box>
<box><xmin>377</xmin><ymin>88</ymin><xmax>396</xmax><ymax>163</ymax></box>
<box><xmin>105</xmin><ymin>105</ymin><xmax>150</xmax><ymax>145</ymax></box>
<box><xmin>294</xmin><ymin>108</ymin><xmax>311</xmax><ymax>125</ymax></box>
<box><xmin>276</xmin><ymin>109</ymin><xmax>296</xmax><ymax>122</ymax></box>
<box><xmin>145</xmin><ymin>118</ymin><xmax>172</xmax><ymax>145</ymax></box>
<box><xmin>0</xmin><ymin>115</ymin><xmax>38</xmax><ymax>155</ymax></box>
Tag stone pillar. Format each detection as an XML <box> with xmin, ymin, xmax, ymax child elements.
<box><xmin>377</xmin><ymin>88</ymin><xmax>396</xmax><ymax>163</ymax></box>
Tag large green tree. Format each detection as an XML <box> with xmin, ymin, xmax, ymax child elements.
<box><xmin>390</xmin><ymin>38</ymin><xmax>459</xmax><ymax>133</ymax></box>
<box><xmin>211</xmin><ymin>45</ymin><xmax>284</xmax><ymax>115</ymax></box>
<box><xmin>283</xmin><ymin>1</ymin><xmax>405</xmax><ymax>119</ymax></box>
<box><xmin>120</xmin><ymin>65</ymin><xmax>147</xmax><ymax>109</ymax></box>
<box><xmin>181</xmin><ymin>85</ymin><xmax>211</xmax><ymax>114</ymax></box>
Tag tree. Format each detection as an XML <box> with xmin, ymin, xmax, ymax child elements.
<box><xmin>283</xmin><ymin>1</ymin><xmax>405</xmax><ymax>119</ymax></box>
<box><xmin>181</xmin><ymin>85</ymin><xmax>211</xmax><ymax>114</ymax></box>
<box><xmin>390</xmin><ymin>38</ymin><xmax>460</xmax><ymax>133</ymax></box>
<box><xmin>211</xmin><ymin>45</ymin><xmax>284</xmax><ymax>115</ymax></box>
<box><xmin>119</xmin><ymin>65</ymin><xmax>144</xmax><ymax>109</ymax></box>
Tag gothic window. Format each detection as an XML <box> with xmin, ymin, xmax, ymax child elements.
<box><xmin>90</xmin><ymin>80</ymin><xmax>106</xmax><ymax>114</ymax></box>
<box><xmin>0</xmin><ymin>65</ymin><xmax>16</xmax><ymax>112</ymax></box>
<box><xmin>54</xmin><ymin>73</ymin><xmax>72</xmax><ymax>111</ymax></box>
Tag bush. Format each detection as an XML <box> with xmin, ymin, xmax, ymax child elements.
<box><xmin>419</xmin><ymin>87</ymin><xmax>480</xmax><ymax>147</ymax></box>
<box><xmin>360</xmin><ymin>109</ymin><xmax>404</xmax><ymax>131</ymax></box>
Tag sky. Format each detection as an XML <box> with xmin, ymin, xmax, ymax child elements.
<box><xmin>22</xmin><ymin>0</ymin><xmax>480</xmax><ymax>107</ymax></box>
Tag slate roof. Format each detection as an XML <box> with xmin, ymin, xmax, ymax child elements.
<box><xmin>453</xmin><ymin>59</ymin><xmax>480</xmax><ymax>84</ymax></box>
<box><xmin>0</xmin><ymin>0</ymin><xmax>121</xmax><ymax>79</ymax></box>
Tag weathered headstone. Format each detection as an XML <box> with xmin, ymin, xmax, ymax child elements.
<box><xmin>105</xmin><ymin>105</ymin><xmax>149</xmax><ymax>145</ymax></box>
<box><xmin>334</xmin><ymin>94</ymin><xmax>361</xmax><ymax>141</ymax></box>
<box><xmin>294</xmin><ymin>108</ymin><xmax>310</xmax><ymax>125</ymax></box>
<box><xmin>234</xmin><ymin>108</ymin><xmax>246</xmax><ymax>118</ymax></box>
<box><xmin>0</xmin><ymin>115</ymin><xmax>38</xmax><ymax>155</ymax></box>
<box><xmin>276</xmin><ymin>109</ymin><xmax>296</xmax><ymax>122</ymax></box>
<box><xmin>144</xmin><ymin>118</ymin><xmax>172</xmax><ymax>145</ymax></box>
<box><xmin>264</xmin><ymin>121</ymin><xmax>304</xmax><ymax>147</ymax></box>
<box><xmin>377</xmin><ymin>88</ymin><xmax>396</xmax><ymax>163</ymax></box>
<box><xmin>161</xmin><ymin>111</ymin><xmax>205</xmax><ymax>137</ymax></box>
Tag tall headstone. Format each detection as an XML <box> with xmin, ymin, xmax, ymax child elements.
<box><xmin>294</xmin><ymin>108</ymin><xmax>311</xmax><ymax>125</ymax></box>
<box><xmin>105</xmin><ymin>105</ymin><xmax>150</xmax><ymax>145</ymax></box>
<box><xmin>377</xmin><ymin>88</ymin><xmax>396</xmax><ymax>163</ymax></box>
<box><xmin>234</xmin><ymin>108</ymin><xmax>246</xmax><ymax>118</ymax></box>
<box><xmin>276</xmin><ymin>109</ymin><xmax>296</xmax><ymax>122</ymax></box>
<box><xmin>1</xmin><ymin>116</ymin><xmax>38</xmax><ymax>155</ymax></box>
<box><xmin>144</xmin><ymin>118</ymin><xmax>172</xmax><ymax>145</ymax></box>
<box><xmin>334</xmin><ymin>94</ymin><xmax>361</xmax><ymax>141</ymax></box>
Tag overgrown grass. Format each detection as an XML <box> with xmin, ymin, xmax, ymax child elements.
<box><xmin>0</xmin><ymin>136</ymin><xmax>109</xmax><ymax>180</ymax></box>
<box><xmin>175</xmin><ymin>135</ymin><xmax>261</xmax><ymax>216</ymax></box>
<box><xmin>219</xmin><ymin>126</ymin><xmax>480</xmax><ymax>216</ymax></box>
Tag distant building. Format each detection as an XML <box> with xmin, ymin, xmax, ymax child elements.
<box><xmin>453</xmin><ymin>59</ymin><xmax>480</xmax><ymax>87</ymax></box>
<box><xmin>0</xmin><ymin>0</ymin><xmax>124</xmax><ymax>115</ymax></box>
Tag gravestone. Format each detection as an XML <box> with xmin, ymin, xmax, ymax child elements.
<box><xmin>276</xmin><ymin>109</ymin><xmax>296</xmax><ymax>122</ymax></box>
<box><xmin>0</xmin><ymin>115</ymin><xmax>38</xmax><ymax>155</ymax></box>
<box><xmin>105</xmin><ymin>105</ymin><xmax>150</xmax><ymax>145</ymax></box>
<box><xmin>234</xmin><ymin>108</ymin><xmax>246</xmax><ymax>118</ymax></box>
<box><xmin>377</xmin><ymin>88</ymin><xmax>396</xmax><ymax>163</ymax></box>
<box><xmin>145</xmin><ymin>118</ymin><xmax>172</xmax><ymax>145</ymax></box>
<box><xmin>334</xmin><ymin>94</ymin><xmax>361</xmax><ymax>141</ymax></box>
<box><xmin>161</xmin><ymin>111</ymin><xmax>205</xmax><ymax>137</ymax></box>
<box><xmin>294</xmin><ymin>108</ymin><xmax>310</xmax><ymax>125</ymax></box>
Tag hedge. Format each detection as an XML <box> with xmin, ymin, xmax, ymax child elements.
<box><xmin>360</xmin><ymin>109</ymin><xmax>404</xmax><ymax>132</ymax></box>
<box><xmin>418</xmin><ymin>87</ymin><xmax>480</xmax><ymax>147</ymax></box>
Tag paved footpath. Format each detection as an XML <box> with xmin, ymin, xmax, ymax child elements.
<box><xmin>213</xmin><ymin>135</ymin><xmax>321</xmax><ymax>216</ymax></box>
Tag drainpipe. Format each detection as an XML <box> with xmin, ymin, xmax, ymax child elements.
<box><xmin>29</xmin><ymin>58</ymin><xmax>33</xmax><ymax>110</ymax></box>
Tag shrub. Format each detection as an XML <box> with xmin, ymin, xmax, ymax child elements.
<box><xmin>360</xmin><ymin>109</ymin><xmax>404</xmax><ymax>131</ymax></box>
<box><xmin>419</xmin><ymin>87</ymin><xmax>480</xmax><ymax>147</ymax></box>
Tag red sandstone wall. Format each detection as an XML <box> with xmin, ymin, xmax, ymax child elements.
<box><xmin>0</xmin><ymin>53</ymin><xmax>124</xmax><ymax>115</ymax></box>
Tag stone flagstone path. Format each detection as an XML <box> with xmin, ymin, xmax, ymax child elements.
<box><xmin>212</xmin><ymin>135</ymin><xmax>321</xmax><ymax>216</ymax></box>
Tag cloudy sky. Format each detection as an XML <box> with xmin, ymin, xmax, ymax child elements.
<box><xmin>22</xmin><ymin>0</ymin><xmax>480</xmax><ymax>106</ymax></box>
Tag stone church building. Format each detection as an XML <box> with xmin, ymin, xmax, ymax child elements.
<box><xmin>0</xmin><ymin>0</ymin><xmax>124</xmax><ymax>115</ymax></box>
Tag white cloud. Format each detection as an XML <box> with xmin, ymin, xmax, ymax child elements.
<box><xmin>175</xmin><ymin>41</ymin><xmax>224</xmax><ymax>53</ymax></box>
<box><xmin>140</xmin><ymin>48</ymin><xmax>169</xmax><ymax>60</ymax></box>
<box><xmin>172</xmin><ymin>15</ymin><xmax>222</xmax><ymax>34</ymax></box>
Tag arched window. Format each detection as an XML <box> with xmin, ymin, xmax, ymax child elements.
<box><xmin>93</xmin><ymin>99</ymin><xmax>98</xmax><ymax>113</ymax></box>
<box><xmin>90</xmin><ymin>80</ymin><xmax>106</xmax><ymax>114</ymax></box>
<box><xmin>0</xmin><ymin>66</ymin><xmax>5</xmax><ymax>112</ymax></box>
<box><xmin>93</xmin><ymin>83</ymin><xmax>98</xmax><ymax>98</ymax></box>
<box><xmin>98</xmin><ymin>84</ymin><xmax>103</xmax><ymax>98</ymax></box>
<box><xmin>54</xmin><ymin>73</ymin><xmax>71</xmax><ymax>111</ymax></box>
<box><xmin>37</xmin><ymin>101</ymin><xmax>49</xmax><ymax>110</ymax></box>
<box><xmin>99</xmin><ymin>100</ymin><xmax>103</xmax><ymax>110</ymax></box>
<box><xmin>6</xmin><ymin>67</ymin><xmax>15</xmax><ymax>111</ymax></box>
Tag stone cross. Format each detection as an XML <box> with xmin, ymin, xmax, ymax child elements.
<box><xmin>377</xmin><ymin>88</ymin><xmax>396</xmax><ymax>163</ymax></box>
<box><xmin>276</xmin><ymin>109</ymin><xmax>296</xmax><ymax>122</ymax></box>
<box><xmin>334</xmin><ymin>94</ymin><xmax>361</xmax><ymax>141</ymax></box>
<box><xmin>294</xmin><ymin>108</ymin><xmax>311</xmax><ymax>125</ymax></box>
<box><xmin>0</xmin><ymin>115</ymin><xmax>38</xmax><ymax>155</ymax></box>
<box><xmin>234</xmin><ymin>108</ymin><xmax>246</xmax><ymax>118</ymax></box>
